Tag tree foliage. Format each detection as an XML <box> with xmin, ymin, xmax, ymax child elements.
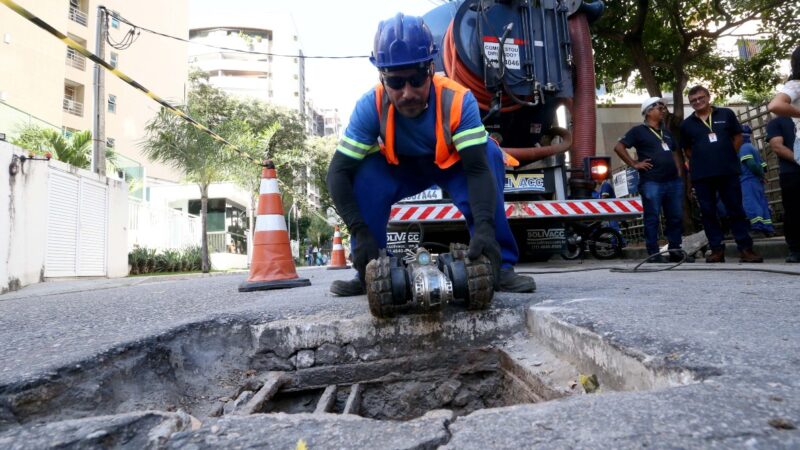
<box><xmin>12</xmin><ymin>125</ymin><xmax>118</xmax><ymax>172</ymax></box>
<box><xmin>141</xmin><ymin>79</ymin><xmax>242</xmax><ymax>272</ymax></box>
<box><xmin>305</xmin><ymin>135</ymin><xmax>337</xmax><ymax>212</ymax></box>
<box><xmin>592</xmin><ymin>0</ymin><xmax>800</xmax><ymax>126</ymax></box>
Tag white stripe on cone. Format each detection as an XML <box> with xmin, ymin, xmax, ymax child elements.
<box><xmin>255</xmin><ymin>214</ymin><xmax>287</xmax><ymax>232</ymax></box>
<box><xmin>333</xmin><ymin>244</ymin><xmax>344</xmax><ymax>250</ymax></box>
<box><xmin>259</xmin><ymin>178</ymin><xmax>280</xmax><ymax>195</ymax></box>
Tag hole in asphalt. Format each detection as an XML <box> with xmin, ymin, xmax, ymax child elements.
<box><xmin>249</xmin><ymin>348</ymin><xmax>540</xmax><ymax>421</ymax></box>
<box><xmin>0</xmin><ymin>307</ymin><xmax>695</xmax><ymax>443</ymax></box>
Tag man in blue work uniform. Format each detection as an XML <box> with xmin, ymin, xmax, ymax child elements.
<box><xmin>766</xmin><ymin>116</ymin><xmax>800</xmax><ymax>262</ymax></box>
<box><xmin>614</xmin><ymin>97</ymin><xmax>687</xmax><ymax>263</ymax></box>
<box><xmin>326</xmin><ymin>13</ymin><xmax>535</xmax><ymax>296</ymax></box>
<box><xmin>737</xmin><ymin>124</ymin><xmax>774</xmax><ymax>236</ymax></box>
<box><xmin>680</xmin><ymin>85</ymin><xmax>763</xmax><ymax>263</ymax></box>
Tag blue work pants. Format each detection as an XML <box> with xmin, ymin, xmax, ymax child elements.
<box><xmin>693</xmin><ymin>175</ymin><xmax>753</xmax><ymax>251</ymax></box>
<box><xmin>351</xmin><ymin>141</ymin><xmax>519</xmax><ymax>268</ymax></box>
<box><xmin>640</xmin><ymin>178</ymin><xmax>684</xmax><ymax>255</ymax></box>
<box><xmin>741</xmin><ymin>177</ymin><xmax>774</xmax><ymax>233</ymax></box>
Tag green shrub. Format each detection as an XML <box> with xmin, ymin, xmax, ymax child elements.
<box><xmin>128</xmin><ymin>246</ymin><xmax>149</xmax><ymax>275</ymax></box>
<box><xmin>126</xmin><ymin>246</ymin><xmax>208</xmax><ymax>275</ymax></box>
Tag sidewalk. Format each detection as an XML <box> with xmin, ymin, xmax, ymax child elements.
<box><xmin>623</xmin><ymin>235</ymin><xmax>791</xmax><ymax>260</ymax></box>
<box><xmin>0</xmin><ymin>270</ymin><xmax>247</xmax><ymax>301</ymax></box>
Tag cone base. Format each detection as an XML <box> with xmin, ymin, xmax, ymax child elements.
<box><xmin>238</xmin><ymin>277</ymin><xmax>311</xmax><ymax>292</ymax></box>
<box><xmin>327</xmin><ymin>265</ymin><xmax>351</xmax><ymax>270</ymax></box>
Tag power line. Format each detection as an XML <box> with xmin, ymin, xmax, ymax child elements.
<box><xmin>107</xmin><ymin>10</ymin><xmax>370</xmax><ymax>60</ymax></box>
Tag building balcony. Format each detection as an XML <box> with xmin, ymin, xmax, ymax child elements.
<box><xmin>194</xmin><ymin>57</ymin><xmax>271</xmax><ymax>74</ymax></box>
<box><xmin>66</xmin><ymin>49</ymin><xmax>86</xmax><ymax>71</ymax></box>
<box><xmin>63</xmin><ymin>98</ymin><xmax>84</xmax><ymax>116</ymax></box>
<box><xmin>68</xmin><ymin>6</ymin><xmax>88</xmax><ymax>27</ymax></box>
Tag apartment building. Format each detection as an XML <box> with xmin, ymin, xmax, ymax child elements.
<box><xmin>0</xmin><ymin>0</ymin><xmax>189</xmax><ymax>184</ymax></box>
<box><xmin>188</xmin><ymin>12</ymin><xmax>304</xmax><ymax>113</ymax></box>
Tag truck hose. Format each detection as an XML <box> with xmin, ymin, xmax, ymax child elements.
<box><xmin>442</xmin><ymin>22</ymin><xmax>522</xmax><ymax>113</ymax></box>
<box><xmin>502</xmin><ymin>126</ymin><xmax>572</xmax><ymax>163</ymax></box>
<box><xmin>567</xmin><ymin>13</ymin><xmax>597</xmax><ymax>174</ymax></box>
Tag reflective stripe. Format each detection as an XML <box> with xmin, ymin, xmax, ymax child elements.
<box><xmin>379</xmin><ymin>92</ymin><xmax>391</xmax><ymax>144</ymax></box>
<box><xmin>255</xmin><ymin>214</ymin><xmax>287</xmax><ymax>232</ymax></box>
<box><xmin>440</xmin><ymin>88</ymin><xmax>455</xmax><ymax>146</ymax></box>
<box><xmin>259</xmin><ymin>178</ymin><xmax>279</xmax><ymax>194</ymax></box>
<box><xmin>337</xmin><ymin>136</ymin><xmax>375</xmax><ymax>159</ymax></box>
<box><xmin>453</xmin><ymin>126</ymin><xmax>488</xmax><ymax>150</ymax></box>
<box><xmin>740</xmin><ymin>154</ymin><xmax>754</xmax><ymax>161</ymax></box>
<box><xmin>333</xmin><ymin>244</ymin><xmax>344</xmax><ymax>250</ymax></box>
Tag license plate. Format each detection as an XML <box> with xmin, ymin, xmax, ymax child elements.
<box><xmin>399</xmin><ymin>187</ymin><xmax>443</xmax><ymax>202</ymax></box>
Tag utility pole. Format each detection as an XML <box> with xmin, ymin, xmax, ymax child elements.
<box><xmin>91</xmin><ymin>5</ymin><xmax>107</xmax><ymax>175</ymax></box>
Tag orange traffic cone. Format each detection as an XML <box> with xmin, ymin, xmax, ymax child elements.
<box><xmin>327</xmin><ymin>225</ymin><xmax>350</xmax><ymax>270</ymax></box>
<box><xmin>239</xmin><ymin>161</ymin><xmax>310</xmax><ymax>292</ymax></box>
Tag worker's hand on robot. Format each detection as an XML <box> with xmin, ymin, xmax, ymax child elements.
<box><xmin>467</xmin><ymin>223</ymin><xmax>501</xmax><ymax>290</ymax></box>
<box><xmin>353</xmin><ymin>228</ymin><xmax>380</xmax><ymax>283</ymax></box>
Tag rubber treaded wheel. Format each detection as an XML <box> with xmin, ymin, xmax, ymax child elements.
<box><xmin>365</xmin><ymin>256</ymin><xmax>395</xmax><ymax>318</ymax></box>
<box><xmin>589</xmin><ymin>227</ymin><xmax>624</xmax><ymax>260</ymax></box>
<box><xmin>449</xmin><ymin>243</ymin><xmax>494</xmax><ymax>310</ymax></box>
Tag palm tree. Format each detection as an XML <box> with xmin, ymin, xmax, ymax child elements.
<box><xmin>11</xmin><ymin>125</ymin><xmax>118</xmax><ymax>172</ymax></box>
<box><xmin>141</xmin><ymin>82</ymin><xmax>238</xmax><ymax>273</ymax></box>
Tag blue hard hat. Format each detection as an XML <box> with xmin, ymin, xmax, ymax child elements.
<box><xmin>741</xmin><ymin>124</ymin><xmax>752</xmax><ymax>135</ymax></box>
<box><xmin>370</xmin><ymin>13</ymin><xmax>438</xmax><ymax>69</ymax></box>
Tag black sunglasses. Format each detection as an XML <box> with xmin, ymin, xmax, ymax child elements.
<box><xmin>382</xmin><ymin>70</ymin><xmax>430</xmax><ymax>90</ymax></box>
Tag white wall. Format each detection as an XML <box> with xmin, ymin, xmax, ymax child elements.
<box><xmin>1</xmin><ymin>141</ymin><xmax>48</xmax><ymax>293</ymax></box>
<box><xmin>1</xmin><ymin>142</ymin><xmax>128</xmax><ymax>293</ymax></box>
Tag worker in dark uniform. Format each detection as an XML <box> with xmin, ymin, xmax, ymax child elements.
<box><xmin>766</xmin><ymin>116</ymin><xmax>800</xmax><ymax>262</ymax></box>
<box><xmin>326</xmin><ymin>13</ymin><xmax>535</xmax><ymax>296</ymax></box>
<box><xmin>680</xmin><ymin>85</ymin><xmax>763</xmax><ymax>263</ymax></box>
<box><xmin>614</xmin><ymin>97</ymin><xmax>687</xmax><ymax>263</ymax></box>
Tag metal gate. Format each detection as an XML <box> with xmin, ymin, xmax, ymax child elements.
<box><xmin>45</xmin><ymin>168</ymin><xmax>108</xmax><ymax>277</ymax></box>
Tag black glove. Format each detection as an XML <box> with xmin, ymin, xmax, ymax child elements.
<box><xmin>352</xmin><ymin>226</ymin><xmax>380</xmax><ymax>282</ymax></box>
<box><xmin>467</xmin><ymin>222</ymin><xmax>501</xmax><ymax>290</ymax></box>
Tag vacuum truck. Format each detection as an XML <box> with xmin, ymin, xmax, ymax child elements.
<box><xmin>386</xmin><ymin>0</ymin><xmax>643</xmax><ymax>262</ymax></box>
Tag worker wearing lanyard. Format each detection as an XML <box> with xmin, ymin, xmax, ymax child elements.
<box><xmin>680</xmin><ymin>85</ymin><xmax>763</xmax><ymax>263</ymax></box>
<box><xmin>613</xmin><ymin>97</ymin><xmax>687</xmax><ymax>263</ymax></box>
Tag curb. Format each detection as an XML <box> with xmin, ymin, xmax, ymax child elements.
<box><xmin>623</xmin><ymin>237</ymin><xmax>789</xmax><ymax>260</ymax></box>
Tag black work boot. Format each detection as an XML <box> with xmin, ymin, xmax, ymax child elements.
<box><xmin>498</xmin><ymin>267</ymin><xmax>536</xmax><ymax>293</ymax></box>
<box><xmin>668</xmin><ymin>249</ymin><xmax>695</xmax><ymax>263</ymax></box>
<box><xmin>646</xmin><ymin>254</ymin><xmax>669</xmax><ymax>263</ymax></box>
<box><xmin>330</xmin><ymin>275</ymin><xmax>365</xmax><ymax>296</ymax></box>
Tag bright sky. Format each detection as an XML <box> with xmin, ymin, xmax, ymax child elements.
<box><xmin>189</xmin><ymin>0</ymin><xmax>448</xmax><ymax>130</ymax></box>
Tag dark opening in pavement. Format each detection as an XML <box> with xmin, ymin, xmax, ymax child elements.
<box><xmin>0</xmin><ymin>307</ymin><xmax>695</xmax><ymax>445</ymax></box>
<box><xmin>236</xmin><ymin>348</ymin><xmax>541</xmax><ymax>421</ymax></box>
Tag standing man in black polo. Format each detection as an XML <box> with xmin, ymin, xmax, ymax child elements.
<box><xmin>614</xmin><ymin>97</ymin><xmax>687</xmax><ymax>263</ymax></box>
<box><xmin>766</xmin><ymin>116</ymin><xmax>800</xmax><ymax>262</ymax></box>
<box><xmin>680</xmin><ymin>85</ymin><xmax>763</xmax><ymax>263</ymax></box>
